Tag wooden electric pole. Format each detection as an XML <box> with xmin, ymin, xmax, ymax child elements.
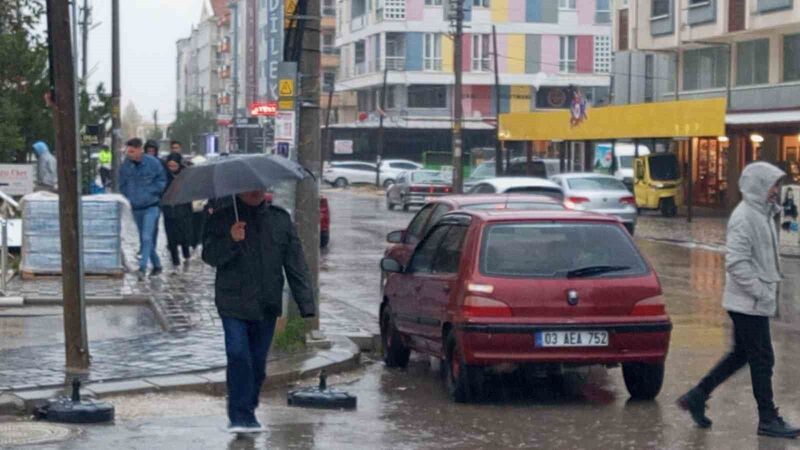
<box><xmin>452</xmin><ymin>0</ymin><xmax>464</xmax><ymax>193</ymax></box>
<box><xmin>45</xmin><ymin>0</ymin><xmax>90</xmax><ymax>371</ymax></box>
<box><xmin>296</xmin><ymin>0</ymin><xmax>321</xmax><ymax>329</ymax></box>
<box><xmin>492</xmin><ymin>25</ymin><xmax>502</xmax><ymax>177</ymax></box>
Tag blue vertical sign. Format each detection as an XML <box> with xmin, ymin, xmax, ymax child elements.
<box><xmin>267</xmin><ymin>0</ymin><xmax>284</xmax><ymax>101</ymax></box>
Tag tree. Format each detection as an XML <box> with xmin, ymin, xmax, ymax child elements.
<box><xmin>146</xmin><ymin>109</ymin><xmax>162</xmax><ymax>141</ymax></box>
<box><xmin>79</xmin><ymin>83</ymin><xmax>112</xmax><ymax>136</ymax></box>
<box><xmin>0</xmin><ymin>0</ymin><xmax>54</xmax><ymax>162</ymax></box>
<box><xmin>168</xmin><ymin>107</ymin><xmax>216</xmax><ymax>154</ymax></box>
<box><xmin>121</xmin><ymin>101</ymin><xmax>142</xmax><ymax>141</ymax></box>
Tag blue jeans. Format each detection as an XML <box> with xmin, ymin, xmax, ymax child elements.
<box><xmin>132</xmin><ymin>206</ymin><xmax>162</xmax><ymax>272</ymax></box>
<box><xmin>221</xmin><ymin>316</ymin><xmax>277</xmax><ymax>426</ymax></box>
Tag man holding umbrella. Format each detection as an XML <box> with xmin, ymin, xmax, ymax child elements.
<box><xmin>162</xmin><ymin>154</ymin><xmax>316</xmax><ymax>433</ymax></box>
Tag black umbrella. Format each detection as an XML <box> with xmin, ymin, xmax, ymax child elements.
<box><xmin>161</xmin><ymin>154</ymin><xmax>310</xmax><ymax>221</ymax></box>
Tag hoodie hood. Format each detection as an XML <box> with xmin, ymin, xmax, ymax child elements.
<box><xmin>32</xmin><ymin>141</ymin><xmax>50</xmax><ymax>157</ymax></box>
<box><xmin>739</xmin><ymin>162</ymin><xmax>785</xmax><ymax>214</ymax></box>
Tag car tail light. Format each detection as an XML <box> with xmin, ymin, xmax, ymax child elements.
<box><xmin>410</xmin><ymin>186</ymin><xmax>425</xmax><ymax>192</ymax></box>
<box><xmin>619</xmin><ymin>196</ymin><xmax>636</xmax><ymax>205</ymax></box>
<box><xmin>568</xmin><ymin>196</ymin><xmax>590</xmax><ymax>204</ymax></box>
<box><xmin>443</xmin><ymin>187</ymin><xmax>451</xmax><ymax>193</ymax></box>
<box><xmin>631</xmin><ymin>296</ymin><xmax>666</xmax><ymax>316</ymax></box>
<box><xmin>463</xmin><ymin>296</ymin><xmax>512</xmax><ymax>318</ymax></box>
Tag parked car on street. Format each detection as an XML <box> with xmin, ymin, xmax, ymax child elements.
<box><xmin>378</xmin><ymin>159</ymin><xmax>423</xmax><ymax>188</ymax></box>
<box><xmin>467</xmin><ymin>177</ymin><xmax>564</xmax><ymax>199</ymax></box>
<box><xmin>464</xmin><ymin>158</ymin><xmax>561</xmax><ymax>191</ymax></box>
<box><xmin>386</xmin><ymin>170</ymin><xmax>453</xmax><ymax>211</ymax></box>
<box><xmin>323</xmin><ymin>161</ymin><xmax>377</xmax><ymax>187</ymax></box>
<box><xmin>380</xmin><ymin>209</ymin><xmax>671</xmax><ymax>402</ymax></box>
<box><xmin>550</xmin><ymin>173</ymin><xmax>638</xmax><ymax>234</ymax></box>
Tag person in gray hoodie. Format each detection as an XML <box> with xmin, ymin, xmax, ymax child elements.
<box><xmin>678</xmin><ymin>162</ymin><xmax>800</xmax><ymax>439</ymax></box>
<box><xmin>32</xmin><ymin>141</ymin><xmax>58</xmax><ymax>190</ymax></box>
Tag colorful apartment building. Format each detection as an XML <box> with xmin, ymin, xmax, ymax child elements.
<box><xmin>332</xmin><ymin>0</ymin><xmax>613</xmax><ymax>160</ymax></box>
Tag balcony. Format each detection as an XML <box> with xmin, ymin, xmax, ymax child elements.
<box><xmin>385</xmin><ymin>56</ymin><xmax>405</xmax><ymax>71</ymax></box>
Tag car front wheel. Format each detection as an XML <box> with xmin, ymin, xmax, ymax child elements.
<box><xmin>334</xmin><ymin>177</ymin><xmax>349</xmax><ymax>188</ymax></box>
<box><xmin>381</xmin><ymin>305</ymin><xmax>410</xmax><ymax>368</ymax></box>
<box><xmin>383</xmin><ymin>179</ymin><xmax>395</xmax><ymax>189</ymax></box>
<box><xmin>622</xmin><ymin>362</ymin><xmax>664</xmax><ymax>400</ymax></box>
<box><xmin>443</xmin><ymin>331</ymin><xmax>483</xmax><ymax>403</ymax></box>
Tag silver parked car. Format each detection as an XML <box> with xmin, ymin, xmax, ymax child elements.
<box><xmin>550</xmin><ymin>173</ymin><xmax>638</xmax><ymax>234</ymax></box>
<box><xmin>386</xmin><ymin>170</ymin><xmax>453</xmax><ymax>211</ymax></box>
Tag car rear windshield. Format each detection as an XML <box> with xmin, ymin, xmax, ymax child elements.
<box><xmin>464</xmin><ymin>202</ymin><xmax>565</xmax><ymax>211</ymax></box>
<box><xmin>503</xmin><ymin>187</ymin><xmax>563</xmax><ymax>199</ymax></box>
<box><xmin>412</xmin><ymin>171</ymin><xmax>452</xmax><ymax>184</ymax></box>
<box><xmin>566</xmin><ymin>177</ymin><xmax>627</xmax><ymax>191</ymax></box>
<box><xmin>480</xmin><ymin>222</ymin><xmax>648</xmax><ymax>278</ymax></box>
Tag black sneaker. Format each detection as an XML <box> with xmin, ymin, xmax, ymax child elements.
<box><xmin>136</xmin><ymin>270</ymin><xmax>146</xmax><ymax>282</ymax></box>
<box><xmin>758</xmin><ymin>411</ymin><xmax>800</xmax><ymax>439</ymax></box>
<box><xmin>677</xmin><ymin>388</ymin><xmax>712</xmax><ymax>429</ymax></box>
<box><xmin>150</xmin><ymin>267</ymin><xmax>163</xmax><ymax>277</ymax></box>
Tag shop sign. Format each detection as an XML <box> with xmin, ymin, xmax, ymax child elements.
<box><xmin>0</xmin><ymin>164</ymin><xmax>35</xmax><ymax>196</ymax></box>
<box><xmin>333</xmin><ymin>140</ymin><xmax>353</xmax><ymax>155</ymax></box>
<box><xmin>249</xmin><ymin>101</ymin><xmax>278</xmax><ymax>117</ymax></box>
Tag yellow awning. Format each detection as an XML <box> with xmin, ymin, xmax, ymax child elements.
<box><xmin>498</xmin><ymin>98</ymin><xmax>726</xmax><ymax>141</ymax></box>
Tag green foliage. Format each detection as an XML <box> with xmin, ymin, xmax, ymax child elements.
<box><xmin>272</xmin><ymin>316</ymin><xmax>307</xmax><ymax>353</ymax></box>
<box><xmin>146</xmin><ymin>126</ymin><xmax>163</xmax><ymax>142</ymax></box>
<box><xmin>80</xmin><ymin>83</ymin><xmax>112</xmax><ymax>135</ymax></box>
<box><xmin>168</xmin><ymin>107</ymin><xmax>216</xmax><ymax>153</ymax></box>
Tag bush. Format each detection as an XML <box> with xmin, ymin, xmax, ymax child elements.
<box><xmin>272</xmin><ymin>316</ymin><xmax>307</xmax><ymax>353</ymax></box>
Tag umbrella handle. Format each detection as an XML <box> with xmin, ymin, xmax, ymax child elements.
<box><xmin>232</xmin><ymin>195</ymin><xmax>239</xmax><ymax>222</ymax></box>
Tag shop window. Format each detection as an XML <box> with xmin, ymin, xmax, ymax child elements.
<box><xmin>408</xmin><ymin>85</ymin><xmax>447</xmax><ymax>108</ymax></box>
<box><xmin>683</xmin><ymin>47</ymin><xmax>728</xmax><ymax>91</ymax></box>
<box><xmin>736</xmin><ymin>39</ymin><xmax>769</xmax><ymax>86</ymax></box>
<box><xmin>644</xmin><ymin>54</ymin><xmax>654</xmax><ymax>102</ymax></box>
<box><xmin>472</xmin><ymin>34</ymin><xmax>490</xmax><ymax>71</ymax></box>
<box><xmin>423</xmin><ymin>33</ymin><xmax>442</xmax><ymax>71</ymax></box>
<box><xmin>784</xmin><ymin>33</ymin><xmax>800</xmax><ymax>82</ymax></box>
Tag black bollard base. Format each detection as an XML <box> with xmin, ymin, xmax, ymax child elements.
<box><xmin>35</xmin><ymin>397</ymin><xmax>115</xmax><ymax>424</ymax></box>
<box><xmin>287</xmin><ymin>370</ymin><xmax>357</xmax><ymax>410</ymax></box>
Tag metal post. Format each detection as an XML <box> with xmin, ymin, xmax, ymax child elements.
<box><xmin>492</xmin><ymin>25</ymin><xmax>502</xmax><ymax>177</ymax></box>
<box><xmin>110</xmin><ymin>0</ymin><xmax>120</xmax><ymax>191</ymax></box>
<box><xmin>1</xmin><ymin>220</ymin><xmax>7</xmax><ymax>292</ymax></box>
<box><xmin>687</xmin><ymin>141</ymin><xmax>693</xmax><ymax>223</ymax></box>
<box><xmin>46</xmin><ymin>0</ymin><xmax>90</xmax><ymax>371</ymax></box>
<box><xmin>376</xmin><ymin>67</ymin><xmax>388</xmax><ymax>187</ymax></box>
<box><xmin>323</xmin><ymin>81</ymin><xmax>335</xmax><ymax>171</ymax></box>
<box><xmin>452</xmin><ymin>0</ymin><xmax>464</xmax><ymax>193</ymax></box>
<box><xmin>230</xmin><ymin>1</ymin><xmax>240</xmax><ymax>152</ymax></box>
<box><xmin>80</xmin><ymin>0</ymin><xmax>89</xmax><ymax>85</ymax></box>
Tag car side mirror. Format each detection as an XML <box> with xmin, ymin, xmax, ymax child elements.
<box><xmin>381</xmin><ymin>257</ymin><xmax>404</xmax><ymax>273</ymax></box>
<box><xmin>386</xmin><ymin>230</ymin><xmax>404</xmax><ymax>244</ymax></box>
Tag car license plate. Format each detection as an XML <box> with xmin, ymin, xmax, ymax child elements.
<box><xmin>535</xmin><ymin>331</ymin><xmax>609</xmax><ymax>347</ymax></box>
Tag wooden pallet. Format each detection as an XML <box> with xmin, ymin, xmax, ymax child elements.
<box><xmin>21</xmin><ymin>270</ymin><xmax>125</xmax><ymax>280</ymax></box>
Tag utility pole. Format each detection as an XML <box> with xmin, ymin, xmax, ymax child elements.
<box><xmin>45</xmin><ymin>0</ymin><xmax>90</xmax><ymax>371</ymax></box>
<box><xmin>323</xmin><ymin>81</ymin><xmax>334</xmax><ymax>171</ymax></box>
<box><xmin>152</xmin><ymin>109</ymin><xmax>158</xmax><ymax>138</ymax></box>
<box><xmin>451</xmin><ymin>0</ymin><xmax>464</xmax><ymax>193</ymax></box>
<box><xmin>79</xmin><ymin>0</ymin><xmax>90</xmax><ymax>86</ymax></box>
<box><xmin>296</xmin><ymin>0</ymin><xmax>321</xmax><ymax>330</ymax></box>
<box><xmin>492</xmin><ymin>25</ymin><xmax>502</xmax><ymax>177</ymax></box>
<box><xmin>375</xmin><ymin>67</ymin><xmax>388</xmax><ymax>187</ymax></box>
<box><xmin>110</xmin><ymin>0</ymin><xmax>120</xmax><ymax>191</ymax></box>
<box><xmin>230</xmin><ymin>0</ymin><xmax>240</xmax><ymax>153</ymax></box>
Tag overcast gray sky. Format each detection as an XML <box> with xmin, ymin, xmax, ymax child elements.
<box><xmin>87</xmin><ymin>0</ymin><xmax>204</xmax><ymax>125</ymax></box>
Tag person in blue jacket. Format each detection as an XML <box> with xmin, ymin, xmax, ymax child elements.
<box><xmin>118</xmin><ymin>137</ymin><xmax>167</xmax><ymax>280</ymax></box>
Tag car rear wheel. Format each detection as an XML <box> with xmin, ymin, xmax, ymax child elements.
<box><xmin>443</xmin><ymin>331</ymin><xmax>483</xmax><ymax>403</ymax></box>
<box><xmin>622</xmin><ymin>362</ymin><xmax>664</xmax><ymax>400</ymax></box>
<box><xmin>320</xmin><ymin>230</ymin><xmax>330</xmax><ymax>248</ymax></box>
<box><xmin>381</xmin><ymin>306</ymin><xmax>410</xmax><ymax>368</ymax></box>
<box><xmin>386</xmin><ymin>196</ymin><xmax>395</xmax><ymax>210</ymax></box>
<box><xmin>383</xmin><ymin>179</ymin><xmax>395</xmax><ymax>189</ymax></box>
<box><xmin>660</xmin><ymin>198</ymin><xmax>677</xmax><ymax>217</ymax></box>
<box><xmin>401</xmin><ymin>197</ymin><xmax>410</xmax><ymax>211</ymax></box>
<box><xmin>334</xmin><ymin>177</ymin><xmax>349</xmax><ymax>188</ymax></box>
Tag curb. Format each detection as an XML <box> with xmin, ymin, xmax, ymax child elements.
<box><xmin>0</xmin><ymin>335</ymin><xmax>362</xmax><ymax>417</ymax></box>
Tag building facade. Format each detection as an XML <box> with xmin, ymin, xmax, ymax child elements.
<box><xmin>175</xmin><ymin>2</ymin><xmax>223</xmax><ymax>115</ymax></box>
<box><xmin>332</xmin><ymin>0</ymin><xmax>613</xmax><ymax>161</ymax></box>
<box><xmin>612</xmin><ymin>0</ymin><xmax>800</xmax><ymax>209</ymax></box>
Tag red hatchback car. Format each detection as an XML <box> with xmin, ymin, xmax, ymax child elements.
<box><xmin>380</xmin><ymin>209</ymin><xmax>671</xmax><ymax>402</ymax></box>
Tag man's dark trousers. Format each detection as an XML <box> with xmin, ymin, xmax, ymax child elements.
<box><xmin>696</xmin><ymin>311</ymin><xmax>776</xmax><ymax>421</ymax></box>
<box><xmin>221</xmin><ymin>315</ymin><xmax>277</xmax><ymax>426</ymax></box>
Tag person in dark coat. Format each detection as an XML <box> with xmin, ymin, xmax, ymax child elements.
<box><xmin>162</xmin><ymin>153</ymin><xmax>193</xmax><ymax>269</ymax></box>
<box><xmin>202</xmin><ymin>190</ymin><xmax>315</xmax><ymax>433</ymax></box>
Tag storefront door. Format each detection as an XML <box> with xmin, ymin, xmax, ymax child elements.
<box><xmin>694</xmin><ymin>138</ymin><xmax>728</xmax><ymax>208</ymax></box>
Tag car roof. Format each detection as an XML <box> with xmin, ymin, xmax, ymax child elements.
<box><xmin>430</xmin><ymin>194</ymin><xmax>561</xmax><ymax>207</ymax></box>
<box><xmin>331</xmin><ymin>160</ymin><xmax>376</xmax><ymax>166</ymax></box>
<box><xmin>474</xmin><ymin>177</ymin><xmax>561</xmax><ymax>189</ymax></box>
<box><xmin>383</xmin><ymin>159</ymin><xmax>419</xmax><ymax>164</ymax></box>
<box><xmin>445</xmin><ymin>209</ymin><xmax>620</xmax><ymax>224</ymax></box>
<box><xmin>552</xmin><ymin>172</ymin><xmax>619</xmax><ymax>180</ymax></box>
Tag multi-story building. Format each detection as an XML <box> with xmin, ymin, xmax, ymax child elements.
<box><xmin>175</xmin><ymin>2</ymin><xmax>223</xmax><ymax>115</ymax></box>
<box><xmin>612</xmin><ymin>0</ymin><xmax>800</xmax><ymax>210</ymax></box>
<box><xmin>332</xmin><ymin>0</ymin><xmax>613</xmax><ymax>161</ymax></box>
<box><xmin>322</xmin><ymin>0</ymin><xmax>359</xmax><ymax>126</ymax></box>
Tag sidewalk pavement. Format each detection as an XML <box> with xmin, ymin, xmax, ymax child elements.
<box><xmin>0</xmin><ymin>222</ymin><xmax>370</xmax><ymax>416</ymax></box>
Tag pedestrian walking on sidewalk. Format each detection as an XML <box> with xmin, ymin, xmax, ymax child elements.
<box><xmin>162</xmin><ymin>153</ymin><xmax>193</xmax><ymax>270</ymax></box>
<box><xmin>202</xmin><ymin>190</ymin><xmax>315</xmax><ymax>434</ymax></box>
<box><xmin>119</xmin><ymin>138</ymin><xmax>167</xmax><ymax>281</ymax></box>
<box><xmin>98</xmin><ymin>146</ymin><xmax>112</xmax><ymax>188</ymax></box>
<box><xmin>678</xmin><ymin>162</ymin><xmax>800</xmax><ymax>439</ymax></box>
<box><xmin>31</xmin><ymin>141</ymin><xmax>58</xmax><ymax>191</ymax></box>
<box><xmin>144</xmin><ymin>139</ymin><xmax>160</xmax><ymax>158</ymax></box>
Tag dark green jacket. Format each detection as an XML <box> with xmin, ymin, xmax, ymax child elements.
<box><xmin>202</xmin><ymin>200</ymin><xmax>315</xmax><ymax>321</ymax></box>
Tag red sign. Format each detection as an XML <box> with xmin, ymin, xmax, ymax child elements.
<box><xmin>249</xmin><ymin>102</ymin><xmax>278</xmax><ymax>117</ymax></box>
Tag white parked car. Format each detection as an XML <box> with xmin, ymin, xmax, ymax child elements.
<box><xmin>550</xmin><ymin>173</ymin><xmax>638</xmax><ymax>234</ymax></box>
<box><xmin>323</xmin><ymin>161</ymin><xmax>377</xmax><ymax>188</ymax></box>
<box><xmin>378</xmin><ymin>159</ymin><xmax>423</xmax><ymax>188</ymax></box>
<box><xmin>466</xmin><ymin>177</ymin><xmax>564</xmax><ymax>200</ymax></box>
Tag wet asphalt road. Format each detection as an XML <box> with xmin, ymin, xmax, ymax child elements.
<box><xmin>9</xmin><ymin>188</ymin><xmax>800</xmax><ymax>450</ymax></box>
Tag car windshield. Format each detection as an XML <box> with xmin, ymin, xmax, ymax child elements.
<box><xmin>468</xmin><ymin>162</ymin><xmax>495</xmax><ymax>180</ymax></box>
<box><xmin>412</xmin><ymin>171</ymin><xmax>452</xmax><ymax>184</ymax></box>
<box><xmin>566</xmin><ymin>177</ymin><xmax>627</xmax><ymax>191</ymax></box>
<box><xmin>464</xmin><ymin>202</ymin><xmax>565</xmax><ymax>211</ymax></box>
<box><xmin>503</xmin><ymin>187</ymin><xmax>563</xmax><ymax>199</ymax></box>
<box><xmin>618</xmin><ymin>156</ymin><xmax>634</xmax><ymax>169</ymax></box>
<box><xmin>649</xmin><ymin>154</ymin><xmax>680</xmax><ymax>181</ymax></box>
<box><xmin>480</xmin><ymin>222</ymin><xmax>648</xmax><ymax>278</ymax></box>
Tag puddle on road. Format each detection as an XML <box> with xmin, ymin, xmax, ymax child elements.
<box><xmin>0</xmin><ymin>305</ymin><xmax>159</xmax><ymax>350</ymax></box>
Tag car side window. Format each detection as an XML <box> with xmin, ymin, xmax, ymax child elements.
<box><xmin>431</xmin><ymin>225</ymin><xmax>468</xmax><ymax>274</ymax></box>
<box><xmin>423</xmin><ymin>204</ymin><xmax>452</xmax><ymax>236</ymax></box>
<box><xmin>409</xmin><ymin>225</ymin><xmax>451</xmax><ymax>274</ymax></box>
<box><xmin>356</xmin><ymin>164</ymin><xmax>376</xmax><ymax>172</ymax></box>
<box><xmin>406</xmin><ymin>204</ymin><xmax>435</xmax><ymax>244</ymax></box>
<box><xmin>475</xmin><ymin>184</ymin><xmax>495</xmax><ymax>194</ymax></box>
